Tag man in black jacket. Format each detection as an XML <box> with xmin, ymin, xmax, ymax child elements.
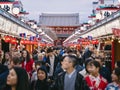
<box><xmin>82</xmin><ymin>45</ymin><xmax>94</xmax><ymax>62</ymax></box>
<box><xmin>45</xmin><ymin>48</ymin><xmax>58</xmax><ymax>80</ymax></box>
<box><xmin>50</xmin><ymin>55</ymin><xmax>90</xmax><ymax>90</ymax></box>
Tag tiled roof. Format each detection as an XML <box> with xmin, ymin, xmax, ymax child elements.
<box><xmin>39</xmin><ymin>13</ymin><xmax>80</xmax><ymax>26</ymax></box>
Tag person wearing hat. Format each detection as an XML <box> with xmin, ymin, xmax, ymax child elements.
<box><xmin>50</xmin><ymin>55</ymin><xmax>90</xmax><ymax>90</ymax></box>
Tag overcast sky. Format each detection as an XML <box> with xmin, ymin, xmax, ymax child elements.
<box><xmin>21</xmin><ymin>0</ymin><xmax>96</xmax><ymax>23</ymax></box>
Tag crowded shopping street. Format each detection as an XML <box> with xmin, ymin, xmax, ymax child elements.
<box><xmin>0</xmin><ymin>0</ymin><xmax>120</xmax><ymax>90</ymax></box>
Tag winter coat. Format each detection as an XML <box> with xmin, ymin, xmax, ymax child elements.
<box><xmin>50</xmin><ymin>71</ymin><xmax>90</xmax><ymax>90</ymax></box>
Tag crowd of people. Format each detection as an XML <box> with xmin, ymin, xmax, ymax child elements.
<box><xmin>0</xmin><ymin>45</ymin><xmax>120</xmax><ymax>90</ymax></box>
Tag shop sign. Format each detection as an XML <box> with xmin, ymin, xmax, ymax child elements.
<box><xmin>88</xmin><ymin>36</ymin><xmax>93</xmax><ymax>40</ymax></box>
<box><xmin>0</xmin><ymin>3</ymin><xmax>12</xmax><ymax>14</ymax></box>
<box><xmin>19</xmin><ymin>33</ymin><xmax>26</xmax><ymax>38</ymax></box>
<box><xmin>112</xmin><ymin>28</ymin><xmax>120</xmax><ymax>37</ymax></box>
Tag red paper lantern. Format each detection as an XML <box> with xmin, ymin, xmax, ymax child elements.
<box><xmin>87</xmin><ymin>41</ymin><xmax>90</xmax><ymax>45</ymax></box>
<box><xmin>24</xmin><ymin>40</ymin><xmax>29</xmax><ymax>45</ymax></box>
<box><xmin>4</xmin><ymin>36</ymin><xmax>11</xmax><ymax>43</ymax></box>
<box><xmin>20</xmin><ymin>39</ymin><xmax>25</xmax><ymax>44</ymax></box>
<box><xmin>34</xmin><ymin>42</ymin><xmax>38</xmax><ymax>45</ymax></box>
<box><xmin>82</xmin><ymin>42</ymin><xmax>84</xmax><ymax>45</ymax></box>
<box><xmin>92</xmin><ymin>40</ymin><xmax>96</xmax><ymax>44</ymax></box>
<box><xmin>11</xmin><ymin>38</ymin><xmax>17</xmax><ymax>44</ymax></box>
<box><xmin>27</xmin><ymin>40</ymin><xmax>30</xmax><ymax>45</ymax></box>
<box><xmin>95</xmin><ymin>40</ymin><xmax>99</xmax><ymax>44</ymax></box>
<box><xmin>92</xmin><ymin>40</ymin><xmax>99</xmax><ymax>44</ymax></box>
<box><xmin>31</xmin><ymin>41</ymin><xmax>35</xmax><ymax>45</ymax></box>
<box><xmin>29</xmin><ymin>41</ymin><xmax>33</xmax><ymax>45</ymax></box>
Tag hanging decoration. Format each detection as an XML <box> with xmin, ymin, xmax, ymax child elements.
<box><xmin>10</xmin><ymin>37</ymin><xmax>17</xmax><ymax>44</ymax></box>
<box><xmin>19</xmin><ymin>33</ymin><xmax>26</xmax><ymax>38</ymax></box>
<box><xmin>4</xmin><ymin>35</ymin><xmax>11</xmax><ymax>43</ymax></box>
<box><xmin>20</xmin><ymin>39</ymin><xmax>25</xmax><ymax>44</ymax></box>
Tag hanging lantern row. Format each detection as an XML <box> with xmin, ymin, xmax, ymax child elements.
<box><xmin>91</xmin><ymin>40</ymin><xmax>99</xmax><ymax>45</ymax></box>
<box><xmin>39</xmin><ymin>43</ymin><xmax>45</xmax><ymax>47</ymax></box>
<box><xmin>78</xmin><ymin>38</ymin><xmax>99</xmax><ymax>43</ymax></box>
<box><xmin>20</xmin><ymin>39</ymin><xmax>38</xmax><ymax>45</ymax></box>
<box><xmin>4</xmin><ymin>36</ymin><xmax>17</xmax><ymax>44</ymax></box>
<box><xmin>3</xmin><ymin>35</ymin><xmax>53</xmax><ymax>46</ymax></box>
<box><xmin>65</xmin><ymin>40</ymin><xmax>99</xmax><ymax>46</ymax></box>
<box><xmin>67</xmin><ymin>43</ymin><xmax>74</xmax><ymax>46</ymax></box>
<box><xmin>46</xmin><ymin>43</ymin><xmax>54</xmax><ymax>46</ymax></box>
<box><xmin>4</xmin><ymin>36</ymin><xmax>38</xmax><ymax>45</ymax></box>
<box><xmin>79</xmin><ymin>40</ymin><xmax>99</xmax><ymax>45</ymax></box>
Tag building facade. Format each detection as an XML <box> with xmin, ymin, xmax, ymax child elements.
<box><xmin>39</xmin><ymin>13</ymin><xmax>80</xmax><ymax>46</ymax></box>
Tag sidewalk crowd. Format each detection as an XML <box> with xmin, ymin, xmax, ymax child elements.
<box><xmin>0</xmin><ymin>45</ymin><xmax>120</xmax><ymax>90</ymax></box>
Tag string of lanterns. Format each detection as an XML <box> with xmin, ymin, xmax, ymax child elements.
<box><xmin>3</xmin><ymin>35</ymin><xmax>53</xmax><ymax>47</ymax></box>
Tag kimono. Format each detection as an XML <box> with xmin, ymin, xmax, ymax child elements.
<box><xmin>85</xmin><ymin>75</ymin><xmax>108</xmax><ymax>90</ymax></box>
<box><xmin>105</xmin><ymin>82</ymin><xmax>120</xmax><ymax>90</ymax></box>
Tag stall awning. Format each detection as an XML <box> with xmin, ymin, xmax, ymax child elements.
<box><xmin>112</xmin><ymin>28</ymin><xmax>120</xmax><ymax>37</ymax></box>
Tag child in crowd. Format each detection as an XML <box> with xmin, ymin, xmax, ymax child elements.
<box><xmin>105</xmin><ymin>68</ymin><xmax>120</xmax><ymax>90</ymax></box>
<box><xmin>85</xmin><ymin>60</ymin><xmax>108</xmax><ymax>90</ymax></box>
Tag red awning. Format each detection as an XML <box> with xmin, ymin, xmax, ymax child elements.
<box><xmin>112</xmin><ymin>28</ymin><xmax>120</xmax><ymax>37</ymax></box>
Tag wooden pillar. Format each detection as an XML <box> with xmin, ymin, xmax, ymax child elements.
<box><xmin>114</xmin><ymin>39</ymin><xmax>120</xmax><ymax>67</ymax></box>
<box><xmin>0</xmin><ymin>38</ymin><xmax>1</xmax><ymax>50</ymax></box>
<box><xmin>112</xmin><ymin>40</ymin><xmax>115</xmax><ymax>70</ymax></box>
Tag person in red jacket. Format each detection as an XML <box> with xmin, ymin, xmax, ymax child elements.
<box><xmin>85</xmin><ymin>60</ymin><xmax>108</xmax><ymax>90</ymax></box>
<box><xmin>21</xmin><ymin>50</ymin><xmax>34</xmax><ymax>76</ymax></box>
